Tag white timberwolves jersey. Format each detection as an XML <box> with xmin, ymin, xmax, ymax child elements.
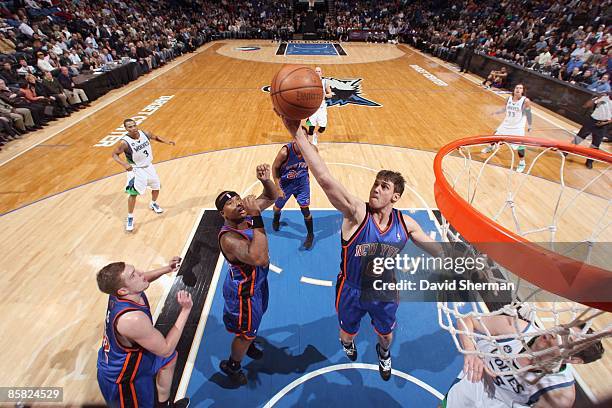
<box><xmin>320</xmin><ymin>78</ymin><xmax>328</xmax><ymax>109</ymax></box>
<box><xmin>496</xmin><ymin>96</ymin><xmax>527</xmax><ymax>136</ymax></box>
<box><xmin>477</xmin><ymin>322</ymin><xmax>575</xmax><ymax>406</ymax></box>
<box><xmin>122</xmin><ymin>130</ymin><xmax>153</xmax><ymax>167</ymax></box>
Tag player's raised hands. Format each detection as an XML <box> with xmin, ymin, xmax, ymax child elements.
<box><xmin>242</xmin><ymin>195</ymin><xmax>261</xmax><ymax>216</ymax></box>
<box><xmin>279</xmin><ymin>115</ymin><xmax>302</xmax><ymax>137</ymax></box>
<box><xmin>177</xmin><ymin>290</ymin><xmax>193</xmax><ymax>311</ymax></box>
<box><xmin>256</xmin><ymin>164</ymin><xmax>271</xmax><ymax>181</ymax></box>
<box><xmin>463</xmin><ymin>354</ymin><xmax>496</xmax><ymax>382</ymax></box>
<box><xmin>168</xmin><ymin>256</ymin><xmax>181</xmax><ymax>272</ymax></box>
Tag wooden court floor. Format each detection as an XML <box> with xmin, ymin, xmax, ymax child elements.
<box><xmin>0</xmin><ymin>41</ymin><xmax>610</xmax><ymax>405</ymax></box>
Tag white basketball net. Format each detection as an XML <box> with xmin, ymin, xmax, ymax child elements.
<box><xmin>435</xmin><ymin>140</ymin><xmax>611</xmax><ymax>380</ymax></box>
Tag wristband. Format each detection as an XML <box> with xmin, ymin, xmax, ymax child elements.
<box><xmin>251</xmin><ymin>215</ymin><xmax>264</xmax><ymax>229</ymax></box>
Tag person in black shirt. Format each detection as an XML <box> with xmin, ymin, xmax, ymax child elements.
<box><xmin>57</xmin><ymin>66</ymin><xmax>89</xmax><ymax>107</ymax></box>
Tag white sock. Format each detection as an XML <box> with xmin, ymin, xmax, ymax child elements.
<box><xmin>128</xmin><ymin>213</ymin><xmax>134</xmax><ymax>218</ymax></box>
<box><xmin>151</xmin><ymin>201</ymin><xmax>157</xmax><ymax>205</ymax></box>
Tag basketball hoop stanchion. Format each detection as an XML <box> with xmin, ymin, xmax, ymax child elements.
<box><xmin>433</xmin><ymin>135</ymin><xmax>611</xmax><ymax>378</ymax></box>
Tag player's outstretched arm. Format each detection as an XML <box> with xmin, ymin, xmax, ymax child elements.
<box><xmin>144</xmin><ymin>256</ymin><xmax>181</xmax><ymax>282</ymax></box>
<box><xmin>147</xmin><ymin>131</ymin><xmax>175</xmax><ymax>145</ymax></box>
<box><xmin>402</xmin><ymin>214</ymin><xmax>444</xmax><ymax>258</ymax></box>
<box><xmin>255</xmin><ymin>163</ymin><xmax>279</xmax><ymax>210</ymax></box>
<box><xmin>116</xmin><ymin>290</ymin><xmax>192</xmax><ymax>357</ymax></box>
<box><xmin>279</xmin><ymin>116</ymin><xmax>363</xmax><ymax>222</ymax></box>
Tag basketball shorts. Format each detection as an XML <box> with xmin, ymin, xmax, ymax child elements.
<box><xmin>223</xmin><ymin>279</ymin><xmax>269</xmax><ymax>339</ymax></box>
<box><xmin>335</xmin><ymin>280</ymin><xmax>398</xmax><ymax>336</ymax></box>
<box><xmin>308</xmin><ymin>106</ymin><xmax>327</xmax><ymax>128</ymax></box>
<box><xmin>443</xmin><ymin>375</ymin><xmax>525</xmax><ymax>408</ymax></box>
<box><xmin>97</xmin><ymin>351</ymin><xmax>177</xmax><ymax>408</ymax></box>
<box><xmin>125</xmin><ymin>165</ymin><xmax>161</xmax><ymax>195</ymax></box>
<box><xmin>494</xmin><ymin>126</ymin><xmax>526</xmax><ymax>150</ymax></box>
<box><xmin>274</xmin><ymin>178</ymin><xmax>310</xmax><ymax>209</ymax></box>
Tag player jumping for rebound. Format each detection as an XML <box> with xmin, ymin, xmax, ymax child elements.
<box><xmin>306</xmin><ymin>66</ymin><xmax>333</xmax><ymax>145</ymax></box>
<box><xmin>482</xmin><ymin>84</ymin><xmax>532</xmax><ymax>173</ymax></box>
<box><xmin>215</xmin><ymin>164</ymin><xmax>278</xmax><ymax>385</ymax></box>
<box><xmin>278</xmin><ymin>115</ymin><xmax>442</xmax><ymax>381</ymax></box>
<box><xmin>271</xmin><ymin>132</ymin><xmax>317</xmax><ymax>249</ymax></box>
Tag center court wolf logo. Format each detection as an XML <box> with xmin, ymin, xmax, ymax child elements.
<box><xmin>262</xmin><ymin>77</ymin><xmax>382</xmax><ymax>108</ymax></box>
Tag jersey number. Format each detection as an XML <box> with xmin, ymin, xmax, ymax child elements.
<box><xmin>143</xmin><ymin>149</ymin><xmax>149</xmax><ymax>157</ymax></box>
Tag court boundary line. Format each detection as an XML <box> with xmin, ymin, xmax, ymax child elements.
<box><xmin>0</xmin><ymin>44</ymin><xmax>213</xmax><ymax>168</ymax></box>
<box><xmin>176</xmin><ymin>222</ymin><xmax>226</xmax><ymax>399</ymax></box>
<box><xmin>152</xmin><ymin>208</ymin><xmax>205</xmax><ymax>321</ymax></box>
<box><xmin>263</xmin><ymin>363</ymin><xmax>444</xmax><ymax>407</ymax></box>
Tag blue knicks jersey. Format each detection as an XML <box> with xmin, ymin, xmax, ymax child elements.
<box><xmin>219</xmin><ymin>220</ymin><xmax>269</xmax><ymax>295</ymax></box>
<box><xmin>339</xmin><ymin>205</ymin><xmax>410</xmax><ymax>294</ymax></box>
<box><xmin>280</xmin><ymin>142</ymin><xmax>308</xmax><ymax>185</ymax></box>
<box><xmin>97</xmin><ymin>293</ymin><xmax>153</xmax><ymax>382</ymax></box>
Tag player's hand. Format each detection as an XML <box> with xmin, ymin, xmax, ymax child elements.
<box><xmin>256</xmin><ymin>163</ymin><xmax>271</xmax><ymax>181</ymax></box>
<box><xmin>167</xmin><ymin>140</ymin><xmax>176</xmax><ymax>146</ymax></box>
<box><xmin>463</xmin><ymin>354</ymin><xmax>495</xmax><ymax>382</ymax></box>
<box><xmin>527</xmin><ymin>126</ymin><xmax>532</xmax><ymax>132</ymax></box>
<box><xmin>279</xmin><ymin>115</ymin><xmax>302</xmax><ymax>137</ymax></box>
<box><xmin>242</xmin><ymin>195</ymin><xmax>261</xmax><ymax>216</ymax></box>
<box><xmin>124</xmin><ymin>164</ymin><xmax>133</xmax><ymax>171</ymax></box>
<box><xmin>168</xmin><ymin>256</ymin><xmax>181</xmax><ymax>272</ymax></box>
<box><xmin>177</xmin><ymin>290</ymin><xmax>193</xmax><ymax>311</ymax></box>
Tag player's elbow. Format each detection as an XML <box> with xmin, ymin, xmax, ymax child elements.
<box><xmin>254</xmin><ymin>254</ymin><xmax>269</xmax><ymax>267</ymax></box>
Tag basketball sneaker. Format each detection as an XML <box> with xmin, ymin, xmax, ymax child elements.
<box><xmin>125</xmin><ymin>216</ymin><xmax>134</xmax><ymax>232</ymax></box>
<box><xmin>304</xmin><ymin>233</ymin><xmax>314</xmax><ymax>250</ymax></box>
<box><xmin>150</xmin><ymin>202</ymin><xmax>164</xmax><ymax>213</ymax></box>
<box><xmin>376</xmin><ymin>343</ymin><xmax>392</xmax><ymax>381</ymax></box>
<box><xmin>481</xmin><ymin>145</ymin><xmax>494</xmax><ymax>154</ymax></box>
<box><xmin>516</xmin><ymin>160</ymin><xmax>526</xmax><ymax>173</ymax></box>
<box><xmin>219</xmin><ymin>360</ymin><xmax>247</xmax><ymax>385</ymax></box>
<box><xmin>172</xmin><ymin>398</ymin><xmax>190</xmax><ymax>407</ymax></box>
<box><xmin>341</xmin><ymin>340</ymin><xmax>357</xmax><ymax>361</ymax></box>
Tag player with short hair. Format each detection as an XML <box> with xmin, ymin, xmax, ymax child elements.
<box><xmin>216</xmin><ymin>164</ymin><xmax>278</xmax><ymax>385</ymax></box>
<box><xmin>112</xmin><ymin>119</ymin><xmax>175</xmax><ymax>232</ymax></box>
<box><xmin>96</xmin><ymin>258</ymin><xmax>191</xmax><ymax>408</ymax></box>
<box><xmin>271</xmin><ymin>132</ymin><xmax>316</xmax><ymax>249</ymax></box>
<box><xmin>443</xmin><ymin>313</ymin><xmax>605</xmax><ymax>408</ymax></box>
<box><xmin>482</xmin><ymin>84</ymin><xmax>532</xmax><ymax>173</ymax></box>
<box><xmin>278</xmin><ymin>115</ymin><xmax>442</xmax><ymax>381</ymax></box>
<box><xmin>306</xmin><ymin>66</ymin><xmax>333</xmax><ymax>145</ymax></box>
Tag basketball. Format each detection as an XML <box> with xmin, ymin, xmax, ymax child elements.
<box><xmin>270</xmin><ymin>65</ymin><xmax>324</xmax><ymax>120</ymax></box>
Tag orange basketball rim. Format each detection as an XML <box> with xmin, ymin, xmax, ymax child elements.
<box><xmin>433</xmin><ymin>135</ymin><xmax>612</xmax><ymax>312</ymax></box>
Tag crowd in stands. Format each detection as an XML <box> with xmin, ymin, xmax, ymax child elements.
<box><xmin>0</xmin><ymin>0</ymin><xmax>609</xmax><ymax>149</ymax></box>
<box><xmin>291</xmin><ymin>0</ymin><xmax>611</xmax><ymax>93</ymax></box>
<box><xmin>0</xmin><ymin>0</ymin><xmax>212</xmax><ymax>150</ymax></box>
<box><xmin>338</xmin><ymin>0</ymin><xmax>611</xmax><ymax>93</ymax></box>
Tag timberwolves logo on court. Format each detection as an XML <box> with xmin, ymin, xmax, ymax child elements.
<box><xmin>262</xmin><ymin>77</ymin><xmax>382</xmax><ymax>108</ymax></box>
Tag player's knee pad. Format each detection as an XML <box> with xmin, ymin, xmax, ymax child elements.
<box><xmin>300</xmin><ymin>206</ymin><xmax>311</xmax><ymax>218</ymax></box>
<box><xmin>318</xmin><ymin>127</ymin><xmax>326</xmax><ymax>133</ymax></box>
<box><xmin>308</xmin><ymin>126</ymin><xmax>315</xmax><ymax>135</ymax></box>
